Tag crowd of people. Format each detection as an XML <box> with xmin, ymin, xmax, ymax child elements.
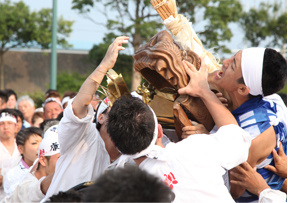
<box><xmin>0</xmin><ymin>36</ymin><xmax>287</xmax><ymax>202</ymax></box>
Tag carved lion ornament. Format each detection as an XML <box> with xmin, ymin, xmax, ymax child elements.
<box><xmin>133</xmin><ymin>30</ymin><xmax>231</xmax><ymax>139</ymax></box>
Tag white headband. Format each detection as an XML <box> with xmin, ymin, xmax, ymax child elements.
<box><xmin>39</xmin><ymin>125</ymin><xmax>60</xmax><ymax>157</ymax></box>
<box><xmin>96</xmin><ymin>101</ymin><xmax>109</xmax><ymax>123</ymax></box>
<box><xmin>116</xmin><ymin>106</ymin><xmax>166</xmax><ymax>168</ymax></box>
<box><xmin>42</xmin><ymin>97</ymin><xmax>63</xmax><ymax>109</ymax></box>
<box><xmin>43</xmin><ymin>124</ymin><xmax>58</xmax><ymax>138</ymax></box>
<box><xmin>61</xmin><ymin>96</ymin><xmax>70</xmax><ymax>106</ymax></box>
<box><xmin>130</xmin><ymin>91</ymin><xmax>143</xmax><ymax>100</ymax></box>
<box><xmin>241</xmin><ymin>48</ymin><xmax>266</xmax><ymax>96</ymax></box>
<box><xmin>0</xmin><ymin>112</ymin><xmax>17</xmax><ymax>124</ymax></box>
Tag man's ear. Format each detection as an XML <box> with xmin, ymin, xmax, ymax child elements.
<box><xmin>17</xmin><ymin>145</ymin><xmax>24</xmax><ymax>155</ymax></box>
<box><xmin>156</xmin><ymin>124</ymin><xmax>164</xmax><ymax>148</ymax></box>
<box><xmin>157</xmin><ymin>124</ymin><xmax>163</xmax><ymax>139</ymax></box>
<box><xmin>98</xmin><ymin>113</ymin><xmax>105</xmax><ymax>125</ymax></box>
<box><xmin>237</xmin><ymin>85</ymin><xmax>250</xmax><ymax>96</ymax></box>
<box><xmin>38</xmin><ymin>156</ymin><xmax>47</xmax><ymax>167</ymax></box>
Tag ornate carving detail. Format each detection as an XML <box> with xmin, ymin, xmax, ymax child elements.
<box><xmin>133</xmin><ymin>30</ymin><xmax>230</xmax><ymax>135</ymax></box>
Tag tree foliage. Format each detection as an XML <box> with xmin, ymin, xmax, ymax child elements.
<box><xmin>177</xmin><ymin>0</ymin><xmax>243</xmax><ymax>54</ymax></box>
<box><xmin>72</xmin><ymin>0</ymin><xmax>163</xmax><ymax>50</ymax></box>
<box><xmin>57</xmin><ymin>71</ymin><xmax>88</xmax><ymax>95</ymax></box>
<box><xmin>0</xmin><ymin>0</ymin><xmax>73</xmax><ymax>51</ymax></box>
<box><xmin>240</xmin><ymin>2</ymin><xmax>287</xmax><ymax>47</ymax></box>
<box><xmin>0</xmin><ymin>0</ymin><xmax>74</xmax><ymax>89</ymax></box>
<box><xmin>72</xmin><ymin>0</ymin><xmax>164</xmax><ymax>90</ymax></box>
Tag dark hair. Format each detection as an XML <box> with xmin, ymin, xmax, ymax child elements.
<box><xmin>237</xmin><ymin>49</ymin><xmax>287</xmax><ymax>97</ymax></box>
<box><xmin>56</xmin><ymin>112</ymin><xmax>63</xmax><ymax>121</ymax></box>
<box><xmin>32</xmin><ymin>112</ymin><xmax>44</xmax><ymax>124</ymax></box>
<box><xmin>13</xmin><ymin>109</ymin><xmax>24</xmax><ymax>123</ymax></box>
<box><xmin>45</xmin><ymin>89</ymin><xmax>58</xmax><ymax>95</ymax></box>
<box><xmin>16</xmin><ymin>127</ymin><xmax>42</xmax><ymax>159</ymax></box>
<box><xmin>63</xmin><ymin>91</ymin><xmax>77</xmax><ymax>99</ymax></box>
<box><xmin>39</xmin><ymin>119</ymin><xmax>57</xmax><ymax>131</ymax></box>
<box><xmin>45</xmin><ymin>90</ymin><xmax>61</xmax><ymax>100</ymax></box>
<box><xmin>0</xmin><ymin>90</ymin><xmax>8</xmax><ymax>104</ymax></box>
<box><xmin>237</xmin><ymin>76</ymin><xmax>245</xmax><ymax>85</ymax></box>
<box><xmin>107</xmin><ymin>95</ymin><xmax>155</xmax><ymax>155</ymax></box>
<box><xmin>48</xmin><ymin>190</ymin><xmax>82</xmax><ymax>202</ymax></box>
<box><xmin>262</xmin><ymin>48</ymin><xmax>287</xmax><ymax>96</ymax></box>
<box><xmin>16</xmin><ymin>127</ymin><xmax>42</xmax><ymax>146</ymax></box>
<box><xmin>83</xmin><ymin>167</ymin><xmax>174</xmax><ymax>202</ymax></box>
<box><xmin>5</xmin><ymin>89</ymin><xmax>17</xmax><ymax>100</ymax></box>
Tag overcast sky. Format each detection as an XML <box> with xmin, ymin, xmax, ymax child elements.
<box><xmin>9</xmin><ymin>0</ymin><xmax>286</xmax><ymax>55</ymax></box>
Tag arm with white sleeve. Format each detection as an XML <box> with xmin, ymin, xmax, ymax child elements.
<box><xmin>58</xmin><ymin>37</ymin><xmax>129</xmax><ymax>154</ymax></box>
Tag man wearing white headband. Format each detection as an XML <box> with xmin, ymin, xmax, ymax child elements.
<box><xmin>41</xmin><ymin>36</ymin><xmax>129</xmax><ymax>203</ymax></box>
<box><xmin>0</xmin><ymin>109</ymin><xmax>21</xmax><ymax>200</ymax></box>
<box><xmin>186</xmin><ymin>47</ymin><xmax>286</xmax><ymax>202</ymax></box>
<box><xmin>43</xmin><ymin>97</ymin><xmax>63</xmax><ymax>120</ymax></box>
<box><xmin>104</xmin><ymin>61</ymin><xmax>251</xmax><ymax>203</ymax></box>
<box><xmin>10</xmin><ymin>125</ymin><xmax>60</xmax><ymax>203</ymax></box>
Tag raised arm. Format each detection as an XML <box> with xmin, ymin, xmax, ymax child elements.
<box><xmin>178</xmin><ymin>59</ymin><xmax>238</xmax><ymax>128</ymax></box>
<box><xmin>73</xmin><ymin>36</ymin><xmax>129</xmax><ymax>119</ymax></box>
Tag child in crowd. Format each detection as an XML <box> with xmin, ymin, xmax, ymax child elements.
<box><xmin>3</xmin><ymin>127</ymin><xmax>42</xmax><ymax>195</ymax></box>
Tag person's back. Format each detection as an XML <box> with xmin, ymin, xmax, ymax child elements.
<box><xmin>140</xmin><ymin>129</ymin><xmax>250</xmax><ymax>202</ymax></box>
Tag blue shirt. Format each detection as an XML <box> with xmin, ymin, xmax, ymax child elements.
<box><xmin>232</xmin><ymin>96</ymin><xmax>287</xmax><ymax>202</ymax></box>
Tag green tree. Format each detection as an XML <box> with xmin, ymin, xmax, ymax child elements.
<box><xmin>240</xmin><ymin>2</ymin><xmax>287</xmax><ymax>47</ymax></box>
<box><xmin>72</xmin><ymin>0</ymin><xmax>163</xmax><ymax>91</ymax></box>
<box><xmin>176</xmin><ymin>0</ymin><xmax>243</xmax><ymax>54</ymax></box>
<box><xmin>0</xmin><ymin>0</ymin><xmax>74</xmax><ymax>89</ymax></box>
<box><xmin>57</xmin><ymin>71</ymin><xmax>88</xmax><ymax>95</ymax></box>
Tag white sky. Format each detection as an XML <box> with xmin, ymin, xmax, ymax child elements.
<box><xmin>9</xmin><ymin>0</ymin><xmax>287</xmax><ymax>56</ymax></box>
